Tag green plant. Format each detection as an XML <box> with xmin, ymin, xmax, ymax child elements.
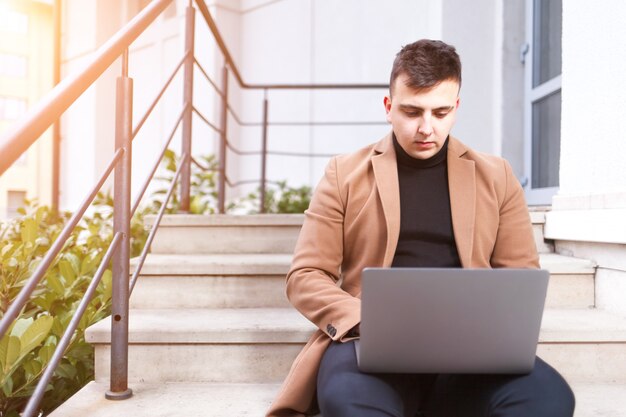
<box><xmin>150</xmin><ymin>150</ymin><xmax>311</xmax><ymax>214</ymax></box>
<box><xmin>0</xmin><ymin>195</ymin><xmax>147</xmax><ymax>416</ymax></box>
<box><xmin>242</xmin><ymin>181</ymin><xmax>312</xmax><ymax>214</ymax></box>
<box><xmin>148</xmin><ymin>150</ymin><xmax>229</xmax><ymax>214</ymax></box>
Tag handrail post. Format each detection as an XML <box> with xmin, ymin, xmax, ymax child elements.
<box><xmin>106</xmin><ymin>49</ymin><xmax>133</xmax><ymax>401</ymax></box>
<box><xmin>218</xmin><ymin>65</ymin><xmax>229</xmax><ymax>214</ymax></box>
<box><xmin>52</xmin><ymin>0</ymin><xmax>62</xmax><ymax>212</ymax></box>
<box><xmin>260</xmin><ymin>90</ymin><xmax>268</xmax><ymax>213</ymax></box>
<box><xmin>180</xmin><ymin>5</ymin><xmax>195</xmax><ymax>212</ymax></box>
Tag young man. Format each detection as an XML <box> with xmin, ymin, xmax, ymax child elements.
<box><xmin>266</xmin><ymin>39</ymin><xmax>575</xmax><ymax>417</ymax></box>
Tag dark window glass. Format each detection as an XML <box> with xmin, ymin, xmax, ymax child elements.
<box><xmin>532</xmin><ymin>0</ymin><xmax>562</xmax><ymax>87</ymax></box>
<box><xmin>532</xmin><ymin>90</ymin><xmax>561</xmax><ymax>188</ymax></box>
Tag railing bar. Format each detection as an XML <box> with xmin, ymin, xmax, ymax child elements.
<box><xmin>225</xmin><ymin>141</ymin><xmax>260</xmax><ymax>156</ymax></box>
<box><xmin>0</xmin><ymin>0</ymin><xmax>173</xmax><ymax>176</ymax></box>
<box><xmin>193</xmin><ymin>57</ymin><xmax>224</xmax><ymax>99</ymax></box>
<box><xmin>194</xmin><ymin>0</ymin><xmax>389</xmax><ymax>91</ymax></box>
<box><xmin>226</xmin><ymin>104</ymin><xmax>245</xmax><ymax>126</ymax></box>
<box><xmin>192</xmin><ymin>106</ymin><xmax>222</xmax><ymax>134</ymax></box>
<box><xmin>0</xmin><ymin>148</ymin><xmax>124</xmax><ymax>339</ymax></box>
<box><xmin>194</xmin><ymin>0</ymin><xmax>245</xmax><ymax>87</ymax></box>
<box><xmin>191</xmin><ymin>156</ymin><xmax>215</xmax><ymax>172</ymax></box>
<box><xmin>129</xmin><ymin>152</ymin><xmax>188</xmax><ymax>295</ymax></box>
<box><xmin>131</xmin><ymin>104</ymin><xmax>187</xmax><ymax>217</ymax></box>
<box><xmin>132</xmin><ymin>51</ymin><xmax>189</xmax><ymax>140</ymax></box>
<box><xmin>21</xmin><ymin>233</ymin><xmax>123</xmax><ymax>417</ymax></box>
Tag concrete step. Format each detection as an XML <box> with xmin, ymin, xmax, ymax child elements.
<box><xmin>129</xmin><ymin>253</ymin><xmax>595</xmax><ymax>309</ymax></box>
<box><xmin>86</xmin><ymin>307</ymin><xmax>626</xmax><ymax>385</ymax></box>
<box><xmin>530</xmin><ymin>207</ymin><xmax>555</xmax><ymax>253</ymax></box>
<box><xmin>145</xmin><ymin>214</ymin><xmax>304</xmax><ymax>255</ymax></box>
<box><xmin>129</xmin><ymin>253</ymin><xmax>291</xmax><ymax>309</ymax></box>
<box><xmin>48</xmin><ymin>380</ymin><xmax>626</xmax><ymax>417</ymax></box>
<box><xmin>541</xmin><ymin>253</ymin><xmax>596</xmax><ymax>309</ymax></box>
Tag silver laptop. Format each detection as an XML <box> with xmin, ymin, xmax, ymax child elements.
<box><xmin>356</xmin><ymin>268</ymin><xmax>549</xmax><ymax>374</ymax></box>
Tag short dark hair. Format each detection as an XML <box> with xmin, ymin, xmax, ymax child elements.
<box><xmin>389</xmin><ymin>39</ymin><xmax>462</xmax><ymax>95</ymax></box>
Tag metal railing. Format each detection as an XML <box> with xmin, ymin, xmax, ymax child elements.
<box><xmin>0</xmin><ymin>0</ymin><xmax>388</xmax><ymax>414</ymax></box>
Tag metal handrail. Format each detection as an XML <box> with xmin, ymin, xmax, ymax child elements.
<box><xmin>0</xmin><ymin>148</ymin><xmax>124</xmax><ymax>337</ymax></box>
<box><xmin>0</xmin><ymin>0</ymin><xmax>173</xmax><ymax>176</ymax></box>
<box><xmin>132</xmin><ymin>51</ymin><xmax>190</xmax><ymax>140</ymax></box>
<box><xmin>130</xmin><ymin>153</ymin><xmax>188</xmax><ymax>294</ymax></box>
<box><xmin>22</xmin><ymin>232</ymin><xmax>124</xmax><ymax>417</ymax></box>
<box><xmin>0</xmin><ymin>0</ymin><xmax>392</xmax><ymax>412</ymax></box>
<box><xmin>131</xmin><ymin>104</ymin><xmax>188</xmax><ymax>217</ymax></box>
<box><xmin>193</xmin><ymin>0</ymin><xmax>388</xmax><ymax>90</ymax></box>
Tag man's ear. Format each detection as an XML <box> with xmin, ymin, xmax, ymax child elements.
<box><xmin>456</xmin><ymin>97</ymin><xmax>460</xmax><ymax>109</ymax></box>
<box><xmin>384</xmin><ymin>96</ymin><xmax>392</xmax><ymax>123</ymax></box>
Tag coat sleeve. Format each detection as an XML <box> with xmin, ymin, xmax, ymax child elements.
<box><xmin>286</xmin><ymin>157</ymin><xmax>361</xmax><ymax>342</ymax></box>
<box><xmin>490</xmin><ymin>159</ymin><xmax>540</xmax><ymax>269</ymax></box>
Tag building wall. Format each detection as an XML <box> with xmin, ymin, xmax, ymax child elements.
<box><xmin>217</xmin><ymin>0</ymin><xmax>514</xmax><ymax>200</ymax></box>
<box><xmin>0</xmin><ymin>0</ymin><xmax>53</xmax><ymax>219</ymax></box>
<box><xmin>53</xmin><ymin>0</ymin><xmax>522</xmax><ymax>210</ymax></box>
<box><xmin>545</xmin><ymin>0</ymin><xmax>626</xmax><ymax>315</ymax></box>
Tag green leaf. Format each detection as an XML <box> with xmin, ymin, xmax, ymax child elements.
<box><xmin>80</xmin><ymin>250</ymin><xmax>100</xmax><ymax>276</ymax></box>
<box><xmin>64</xmin><ymin>253</ymin><xmax>81</xmax><ymax>276</ymax></box>
<box><xmin>55</xmin><ymin>362</ymin><xmax>77</xmax><ymax>379</ymax></box>
<box><xmin>46</xmin><ymin>273</ymin><xmax>65</xmax><ymax>296</ymax></box>
<box><xmin>58</xmin><ymin>259</ymin><xmax>76</xmax><ymax>285</ymax></box>
<box><xmin>19</xmin><ymin>315</ymin><xmax>53</xmax><ymax>359</ymax></box>
<box><xmin>1</xmin><ymin>336</ymin><xmax>21</xmax><ymax>372</ymax></box>
<box><xmin>10</xmin><ymin>317</ymin><xmax>33</xmax><ymax>338</ymax></box>
<box><xmin>38</xmin><ymin>344</ymin><xmax>55</xmax><ymax>363</ymax></box>
<box><xmin>23</xmin><ymin>358</ymin><xmax>43</xmax><ymax>379</ymax></box>
<box><xmin>2</xmin><ymin>374</ymin><xmax>13</xmax><ymax>397</ymax></box>
<box><xmin>101</xmin><ymin>269</ymin><xmax>113</xmax><ymax>301</ymax></box>
<box><xmin>20</xmin><ymin>218</ymin><xmax>38</xmax><ymax>245</ymax></box>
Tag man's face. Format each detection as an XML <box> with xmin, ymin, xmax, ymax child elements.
<box><xmin>384</xmin><ymin>74</ymin><xmax>460</xmax><ymax>160</ymax></box>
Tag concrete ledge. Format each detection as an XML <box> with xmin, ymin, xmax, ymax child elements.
<box><xmin>87</xmin><ymin>307</ymin><xmax>626</xmax><ymax>345</ymax></box>
<box><xmin>539</xmin><ymin>253</ymin><xmax>597</xmax><ymax>274</ymax></box>
<box><xmin>144</xmin><ymin>214</ymin><xmax>305</xmax><ymax>227</ymax></box>
<box><xmin>130</xmin><ymin>254</ymin><xmax>292</xmax><ymax>275</ymax></box>
<box><xmin>86</xmin><ymin>308</ymin><xmax>315</xmax><ymax>344</ymax></box>
<box><xmin>48</xmin><ymin>381</ymin><xmax>626</xmax><ymax>417</ymax></box>
<box><xmin>545</xmin><ymin>209</ymin><xmax>626</xmax><ymax>244</ymax></box>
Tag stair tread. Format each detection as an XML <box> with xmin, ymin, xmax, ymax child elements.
<box><xmin>131</xmin><ymin>252</ymin><xmax>595</xmax><ymax>275</ymax></box>
<box><xmin>130</xmin><ymin>253</ymin><xmax>293</xmax><ymax>275</ymax></box>
<box><xmin>48</xmin><ymin>381</ymin><xmax>626</xmax><ymax>417</ymax></box>
<box><xmin>86</xmin><ymin>307</ymin><xmax>626</xmax><ymax>344</ymax></box>
<box><xmin>145</xmin><ymin>213</ymin><xmax>304</xmax><ymax>227</ymax></box>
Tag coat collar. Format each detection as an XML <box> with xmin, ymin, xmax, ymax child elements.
<box><xmin>371</xmin><ymin>133</ymin><xmax>476</xmax><ymax>268</ymax></box>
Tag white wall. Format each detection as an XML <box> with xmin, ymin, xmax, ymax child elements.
<box><xmin>546</xmin><ymin>0</ymin><xmax>626</xmax><ymax>244</ymax></box>
<box><xmin>227</xmin><ymin>0</ymin><xmax>444</xmax><ymax>198</ymax></box>
<box><xmin>441</xmin><ymin>0</ymin><xmax>502</xmax><ymax>156</ymax></box>
<box><xmin>59</xmin><ymin>0</ymin><xmax>511</xmax><ymax>209</ymax></box>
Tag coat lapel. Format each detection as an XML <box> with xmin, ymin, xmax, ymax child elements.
<box><xmin>371</xmin><ymin>134</ymin><xmax>401</xmax><ymax>267</ymax></box>
<box><xmin>447</xmin><ymin>137</ymin><xmax>476</xmax><ymax>267</ymax></box>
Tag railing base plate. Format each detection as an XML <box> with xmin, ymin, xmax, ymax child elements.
<box><xmin>105</xmin><ymin>388</ymin><xmax>133</xmax><ymax>401</ymax></box>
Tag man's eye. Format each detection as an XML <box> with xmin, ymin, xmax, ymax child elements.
<box><xmin>404</xmin><ymin>112</ymin><xmax>419</xmax><ymax>117</ymax></box>
<box><xmin>434</xmin><ymin>112</ymin><xmax>449</xmax><ymax>118</ymax></box>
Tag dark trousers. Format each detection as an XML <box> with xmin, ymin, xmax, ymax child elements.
<box><xmin>317</xmin><ymin>341</ymin><xmax>575</xmax><ymax>417</ymax></box>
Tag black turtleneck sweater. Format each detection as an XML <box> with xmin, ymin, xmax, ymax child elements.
<box><xmin>391</xmin><ymin>135</ymin><xmax>462</xmax><ymax>268</ymax></box>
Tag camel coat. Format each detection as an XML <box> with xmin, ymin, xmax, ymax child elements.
<box><xmin>266</xmin><ymin>133</ymin><xmax>539</xmax><ymax>416</ymax></box>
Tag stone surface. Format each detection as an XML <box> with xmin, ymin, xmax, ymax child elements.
<box><xmin>48</xmin><ymin>381</ymin><xmax>626</xmax><ymax>417</ymax></box>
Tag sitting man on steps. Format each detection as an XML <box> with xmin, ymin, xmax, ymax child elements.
<box><xmin>266</xmin><ymin>39</ymin><xmax>575</xmax><ymax>417</ymax></box>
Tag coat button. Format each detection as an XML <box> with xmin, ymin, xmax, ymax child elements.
<box><xmin>327</xmin><ymin>324</ymin><xmax>337</xmax><ymax>337</ymax></box>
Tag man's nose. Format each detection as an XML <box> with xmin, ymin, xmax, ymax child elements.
<box><xmin>417</xmin><ymin>116</ymin><xmax>433</xmax><ymax>136</ymax></box>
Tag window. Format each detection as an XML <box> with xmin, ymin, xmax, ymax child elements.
<box><xmin>0</xmin><ymin>53</ymin><xmax>28</xmax><ymax>78</ymax></box>
<box><xmin>0</xmin><ymin>96</ymin><xmax>27</xmax><ymax>120</ymax></box>
<box><xmin>0</xmin><ymin>10</ymin><xmax>29</xmax><ymax>34</ymax></box>
<box><xmin>524</xmin><ymin>0</ymin><xmax>562</xmax><ymax>204</ymax></box>
<box><xmin>7</xmin><ymin>190</ymin><xmax>26</xmax><ymax>219</ymax></box>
